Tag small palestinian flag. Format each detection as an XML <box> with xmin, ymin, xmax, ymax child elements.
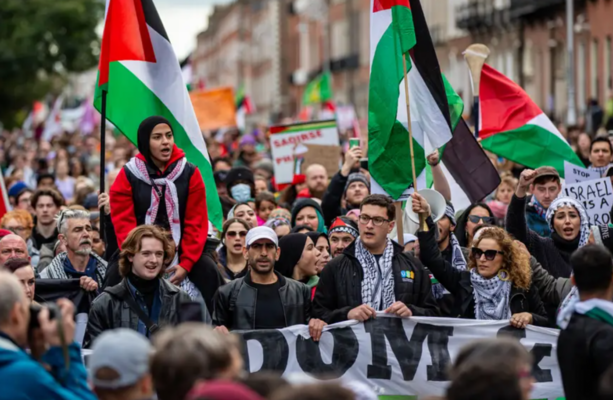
<box><xmin>94</xmin><ymin>0</ymin><xmax>222</xmax><ymax>228</ymax></box>
<box><xmin>479</xmin><ymin>63</ymin><xmax>584</xmax><ymax>177</ymax></box>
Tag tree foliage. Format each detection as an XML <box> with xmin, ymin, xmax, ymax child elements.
<box><xmin>0</xmin><ymin>0</ymin><xmax>104</xmax><ymax>127</ymax></box>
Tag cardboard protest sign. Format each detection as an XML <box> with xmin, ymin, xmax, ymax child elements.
<box><xmin>269</xmin><ymin>120</ymin><xmax>339</xmax><ymax>184</ymax></box>
<box><xmin>298</xmin><ymin>144</ymin><xmax>341</xmax><ymax>177</ymax></box>
<box><xmin>564</xmin><ymin>160</ymin><xmax>599</xmax><ymax>184</ymax></box>
<box><xmin>189</xmin><ymin>87</ymin><xmax>237</xmax><ymax>131</ymax></box>
<box><xmin>562</xmin><ymin>177</ymin><xmax>613</xmax><ymax>225</ymax></box>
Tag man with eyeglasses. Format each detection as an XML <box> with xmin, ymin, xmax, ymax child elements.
<box><xmin>313</xmin><ymin>195</ymin><xmax>439</xmax><ymax>324</ymax></box>
<box><xmin>213</xmin><ymin>227</ymin><xmax>327</xmax><ymax>341</ymax></box>
<box><xmin>0</xmin><ymin>234</ymin><xmax>30</xmax><ymax>268</ymax></box>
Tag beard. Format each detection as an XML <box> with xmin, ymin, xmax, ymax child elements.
<box><xmin>249</xmin><ymin>257</ymin><xmax>274</xmax><ymax>274</ymax></box>
<box><xmin>74</xmin><ymin>248</ymin><xmax>91</xmax><ymax>256</ymax></box>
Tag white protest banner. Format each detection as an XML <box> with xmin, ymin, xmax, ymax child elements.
<box><xmin>562</xmin><ymin>177</ymin><xmax>613</xmax><ymax>225</ymax></box>
<box><xmin>236</xmin><ymin>316</ymin><xmax>563</xmax><ymax>400</ymax></box>
<box><xmin>564</xmin><ymin>160</ymin><xmax>599</xmax><ymax>184</ymax></box>
<box><xmin>269</xmin><ymin>120</ymin><xmax>340</xmax><ymax>184</ymax></box>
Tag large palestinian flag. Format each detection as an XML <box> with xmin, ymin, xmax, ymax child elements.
<box><xmin>368</xmin><ymin>0</ymin><xmax>454</xmax><ymax>199</ymax></box>
<box><xmin>479</xmin><ymin>63</ymin><xmax>584</xmax><ymax>177</ymax></box>
<box><xmin>95</xmin><ymin>0</ymin><xmax>222</xmax><ymax>228</ymax></box>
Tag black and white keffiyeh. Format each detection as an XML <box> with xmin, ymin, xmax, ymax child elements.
<box><xmin>545</xmin><ymin>197</ymin><xmax>591</xmax><ymax>247</ymax></box>
<box><xmin>355</xmin><ymin>238</ymin><xmax>395</xmax><ymax>310</ymax></box>
<box><xmin>470</xmin><ymin>268</ymin><xmax>512</xmax><ymax>320</ymax></box>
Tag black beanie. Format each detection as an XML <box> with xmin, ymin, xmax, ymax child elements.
<box><xmin>291</xmin><ymin>198</ymin><xmax>324</xmax><ymax>227</ymax></box>
<box><xmin>225</xmin><ymin>167</ymin><xmax>255</xmax><ymax>190</ymax></box>
<box><xmin>137</xmin><ymin>116</ymin><xmax>173</xmax><ymax>168</ymax></box>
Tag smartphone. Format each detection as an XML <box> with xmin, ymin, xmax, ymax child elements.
<box><xmin>178</xmin><ymin>301</ymin><xmax>205</xmax><ymax>323</ymax></box>
<box><xmin>360</xmin><ymin>158</ymin><xmax>369</xmax><ymax>171</ymax></box>
<box><xmin>349</xmin><ymin>138</ymin><xmax>360</xmax><ymax>149</ymax></box>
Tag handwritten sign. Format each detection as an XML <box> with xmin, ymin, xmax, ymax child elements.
<box><xmin>269</xmin><ymin>120</ymin><xmax>339</xmax><ymax>184</ymax></box>
<box><xmin>563</xmin><ymin>160</ymin><xmax>599</xmax><ymax>184</ymax></box>
<box><xmin>562</xmin><ymin>177</ymin><xmax>613</xmax><ymax>225</ymax></box>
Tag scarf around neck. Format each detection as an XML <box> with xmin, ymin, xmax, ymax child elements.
<box><xmin>126</xmin><ymin>156</ymin><xmax>186</xmax><ymax>266</ymax></box>
<box><xmin>470</xmin><ymin>268</ymin><xmax>512</xmax><ymax>321</ymax></box>
<box><xmin>529</xmin><ymin>197</ymin><xmax>548</xmax><ymax>219</ymax></box>
<box><xmin>558</xmin><ymin>298</ymin><xmax>613</xmax><ymax>329</ymax></box>
<box><xmin>355</xmin><ymin>238</ymin><xmax>395</xmax><ymax>311</ymax></box>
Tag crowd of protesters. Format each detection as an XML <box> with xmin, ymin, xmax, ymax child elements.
<box><xmin>1</xmin><ymin>115</ymin><xmax>613</xmax><ymax>400</ymax></box>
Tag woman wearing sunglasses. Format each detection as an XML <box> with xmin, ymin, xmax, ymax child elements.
<box><xmin>507</xmin><ymin>170</ymin><xmax>591</xmax><ymax>279</ymax></box>
<box><xmin>413</xmin><ymin>195</ymin><xmax>548</xmax><ymax>327</ymax></box>
<box><xmin>218</xmin><ymin>218</ymin><xmax>250</xmax><ymax>281</ymax></box>
<box><xmin>454</xmin><ymin>203</ymin><xmax>495</xmax><ymax>248</ymax></box>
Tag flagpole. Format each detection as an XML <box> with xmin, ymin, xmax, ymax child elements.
<box><xmin>99</xmin><ymin>90</ymin><xmax>107</xmax><ymax>234</ymax></box>
<box><xmin>401</xmin><ymin>53</ymin><xmax>427</xmax><ymax>236</ymax></box>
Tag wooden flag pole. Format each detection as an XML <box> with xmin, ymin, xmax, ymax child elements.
<box><xmin>401</xmin><ymin>53</ymin><xmax>428</xmax><ymax>236</ymax></box>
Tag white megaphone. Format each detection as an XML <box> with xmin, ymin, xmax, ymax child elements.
<box><xmin>407</xmin><ymin>189</ymin><xmax>447</xmax><ymax>224</ymax></box>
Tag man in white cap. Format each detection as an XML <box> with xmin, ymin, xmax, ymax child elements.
<box><xmin>213</xmin><ymin>226</ymin><xmax>326</xmax><ymax>340</ymax></box>
<box><xmin>89</xmin><ymin>328</ymin><xmax>154</xmax><ymax>400</ymax></box>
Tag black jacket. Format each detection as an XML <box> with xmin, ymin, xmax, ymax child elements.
<box><xmin>506</xmin><ymin>195</ymin><xmax>573</xmax><ymax>278</ymax></box>
<box><xmin>321</xmin><ymin>171</ymin><xmax>350</xmax><ymax>228</ymax></box>
<box><xmin>312</xmin><ymin>240</ymin><xmax>439</xmax><ymax>324</ymax></box>
<box><xmin>212</xmin><ymin>271</ymin><xmax>311</xmax><ymax>330</ymax></box>
<box><xmin>87</xmin><ymin>278</ymin><xmax>194</xmax><ymax>343</ymax></box>
<box><xmin>558</xmin><ymin>313</ymin><xmax>613</xmax><ymax>400</ymax></box>
<box><xmin>418</xmin><ymin>218</ymin><xmax>549</xmax><ymax>327</ymax></box>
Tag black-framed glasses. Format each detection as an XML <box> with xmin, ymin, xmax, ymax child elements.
<box><xmin>471</xmin><ymin>247</ymin><xmax>504</xmax><ymax>261</ymax></box>
<box><xmin>359</xmin><ymin>215</ymin><xmax>390</xmax><ymax>226</ymax></box>
<box><xmin>468</xmin><ymin>215</ymin><xmax>494</xmax><ymax>224</ymax></box>
<box><xmin>226</xmin><ymin>231</ymin><xmax>247</xmax><ymax>238</ymax></box>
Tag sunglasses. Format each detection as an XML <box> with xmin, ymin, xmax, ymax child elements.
<box><xmin>468</xmin><ymin>215</ymin><xmax>494</xmax><ymax>224</ymax></box>
<box><xmin>226</xmin><ymin>231</ymin><xmax>247</xmax><ymax>238</ymax></box>
<box><xmin>471</xmin><ymin>247</ymin><xmax>504</xmax><ymax>261</ymax></box>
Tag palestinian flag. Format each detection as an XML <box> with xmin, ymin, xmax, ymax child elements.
<box><xmin>368</xmin><ymin>0</ymin><xmax>453</xmax><ymax>199</ymax></box>
<box><xmin>479</xmin><ymin>63</ymin><xmax>584</xmax><ymax>177</ymax></box>
<box><xmin>94</xmin><ymin>0</ymin><xmax>222</xmax><ymax>229</ymax></box>
<box><xmin>303</xmin><ymin>71</ymin><xmax>333</xmax><ymax>105</ymax></box>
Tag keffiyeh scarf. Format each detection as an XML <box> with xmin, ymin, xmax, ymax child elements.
<box><xmin>545</xmin><ymin>197</ymin><xmax>591</xmax><ymax>247</ymax></box>
<box><xmin>529</xmin><ymin>197</ymin><xmax>548</xmax><ymax>219</ymax></box>
<box><xmin>558</xmin><ymin>298</ymin><xmax>613</xmax><ymax>329</ymax></box>
<box><xmin>589</xmin><ymin>163</ymin><xmax>613</xmax><ymax>178</ymax></box>
<box><xmin>125</xmin><ymin>157</ymin><xmax>199</xmax><ymax>299</ymax></box>
<box><xmin>356</xmin><ymin>238</ymin><xmax>395</xmax><ymax>311</ymax></box>
<box><xmin>431</xmin><ymin>232</ymin><xmax>467</xmax><ymax>300</ymax></box>
<box><xmin>470</xmin><ymin>268</ymin><xmax>512</xmax><ymax>320</ymax></box>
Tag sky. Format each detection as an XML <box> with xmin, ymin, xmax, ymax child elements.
<box><xmin>152</xmin><ymin>0</ymin><xmax>233</xmax><ymax>60</ymax></box>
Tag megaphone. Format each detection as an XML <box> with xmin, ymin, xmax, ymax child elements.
<box><xmin>407</xmin><ymin>189</ymin><xmax>447</xmax><ymax>224</ymax></box>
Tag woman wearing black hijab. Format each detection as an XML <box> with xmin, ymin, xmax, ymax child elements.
<box><xmin>110</xmin><ymin>116</ymin><xmax>223</xmax><ymax>311</ymax></box>
<box><xmin>276</xmin><ymin>233</ymin><xmax>320</xmax><ymax>299</ymax></box>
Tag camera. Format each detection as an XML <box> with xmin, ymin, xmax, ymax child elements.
<box><xmin>28</xmin><ymin>302</ymin><xmax>59</xmax><ymax>332</ymax></box>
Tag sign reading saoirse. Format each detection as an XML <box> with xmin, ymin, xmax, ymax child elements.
<box><xmin>235</xmin><ymin>315</ymin><xmax>563</xmax><ymax>400</ymax></box>
<box><xmin>269</xmin><ymin>120</ymin><xmax>340</xmax><ymax>184</ymax></box>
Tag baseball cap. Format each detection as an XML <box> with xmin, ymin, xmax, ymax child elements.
<box><xmin>534</xmin><ymin>166</ymin><xmax>559</xmax><ymax>180</ymax></box>
<box><xmin>246</xmin><ymin>226</ymin><xmax>278</xmax><ymax>247</ymax></box>
<box><xmin>89</xmin><ymin>328</ymin><xmax>152</xmax><ymax>389</ymax></box>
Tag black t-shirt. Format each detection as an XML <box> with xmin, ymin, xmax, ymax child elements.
<box><xmin>251</xmin><ymin>279</ymin><xmax>286</xmax><ymax>329</ymax></box>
